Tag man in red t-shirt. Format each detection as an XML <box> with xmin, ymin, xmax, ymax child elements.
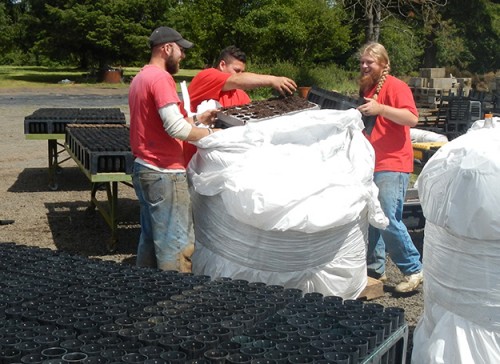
<box><xmin>187</xmin><ymin>45</ymin><xmax>297</xmax><ymax>112</ymax></box>
<box><xmin>129</xmin><ymin>26</ymin><xmax>219</xmax><ymax>272</ymax></box>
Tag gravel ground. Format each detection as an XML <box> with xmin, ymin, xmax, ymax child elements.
<box><xmin>0</xmin><ymin>85</ymin><xmax>423</xmax><ymax>361</ymax></box>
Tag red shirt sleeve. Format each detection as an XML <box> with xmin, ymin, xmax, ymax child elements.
<box><xmin>188</xmin><ymin>68</ymin><xmax>231</xmax><ymax>112</ymax></box>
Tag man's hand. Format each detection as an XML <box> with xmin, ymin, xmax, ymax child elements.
<box><xmin>357</xmin><ymin>97</ymin><xmax>383</xmax><ymax>116</ymax></box>
<box><xmin>198</xmin><ymin>109</ymin><xmax>219</xmax><ymax>126</ymax></box>
<box><xmin>271</xmin><ymin>76</ymin><xmax>297</xmax><ymax>96</ymax></box>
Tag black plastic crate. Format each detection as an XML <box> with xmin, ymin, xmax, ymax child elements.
<box><xmin>402</xmin><ymin>188</ymin><xmax>425</xmax><ymax>230</ymax></box>
<box><xmin>307</xmin><ymin>85</ymin><xmax>361</xmax><ymax>110</ymax></box>
<box><xmin>65</xmin><ymin>124</ymin><xmax>134</xmax><ymax>175</ymax></box>
<box><xmin>24</xmin><ymin>108</ymin><xmax>126</xmax><ymax>135</ymax></box>
<box><xmin>361</xmin><ymin>324</ymin><xmax>409</xmax><ymax>364</ymax></box>
<box><xmin>444</xmin><ymin>98</ymin><xmax>482</xmax><ymax>134</ymax></box>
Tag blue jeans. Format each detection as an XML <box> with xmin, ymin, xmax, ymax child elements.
<box><xmin>367</xmin><ymin>171</ymin><xmax>422</xmax><ymax>276</ymax></box>
<box><xmin>132</xmin><ymin>162</ymin><xmax>194</xmax><ymax>270</ymax></box>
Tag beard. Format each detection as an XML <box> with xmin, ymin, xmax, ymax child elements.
<box><xmin>359</xmin><ymin>68</ymin><xmax>383</xmax><ymax>95</ymax></box>
<box><xmin>166</xmin><ymin>54</ymin><xmax>180</xmax><ymax>74</ymax></box>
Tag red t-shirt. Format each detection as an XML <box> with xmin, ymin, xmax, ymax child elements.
<box><xmin>129</xmin><ymin>64</ymin><xmax>189</xmax><ymax>169</ymax></box>
<box><xmin>363</xmin><ymin>75</ymin><xmax>417</xmax><ymax>173</ymax></box>
<box><xmin>187</xmin><ymin>68</ymin><xmax>251</xmax><ymax>112</ymax></box>
<box><xmin>182</xmin><ymin>68</ymin><xmax>253</xmax><ymax>162</ymax></box>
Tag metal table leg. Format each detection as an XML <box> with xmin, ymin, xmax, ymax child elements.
<box><xmin>48</xmin><ymin>139</ymin><xmax>59</xmax><ymax>190</ymax></box>
<box><xmin>47</xmin><ymin>139</ymin><xmax>72</xmax><ymax>191</ymax></box>
<box><xmin>88</xmin><ymin>181</ymin><xmax>119</xmax><ymax>252</ymax></box>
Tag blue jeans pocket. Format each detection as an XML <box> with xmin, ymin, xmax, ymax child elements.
<box><xmin>138</xmin><ymin>173</ymin><xmax>165</xmax><ymax>205</ymax></box>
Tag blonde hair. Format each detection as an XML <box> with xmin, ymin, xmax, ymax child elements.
<box><xmin>359</xmin><ymin>42</ymin><xmax>391</xmax><ymax>99</ymax></box>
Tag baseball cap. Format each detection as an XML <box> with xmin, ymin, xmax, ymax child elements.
<box><xmin>148</xmin><ymin>26</ymin><xmax>194</xmax><ymax>49</ymax></box>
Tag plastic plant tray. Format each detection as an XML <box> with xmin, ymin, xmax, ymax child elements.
<box><xmin>65</xmin><ymin>124</ymin><xmax>134</xmax><ymax>175</ymax></box>
<box><xmin>217</xmin><ymin>95</ymin><xmax>319</xmax><ymax>127</ymax></box>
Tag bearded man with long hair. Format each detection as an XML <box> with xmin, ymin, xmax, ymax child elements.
<box><xmin>356</xmin><ymin>42</ymin><xmax>423</xmax><ymax>293</ymax></box>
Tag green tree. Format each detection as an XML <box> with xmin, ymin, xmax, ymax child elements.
<box><xmin>0</xmin><ymin>3</ymin><xmax>13</xmax><ymax>55</ymax></box>
<box><xmin>2</xmin><ymin>0</ymin><xmax>499</xmax><ymax>75</ymax></box>
<box><xmin>169</xmin><ymin>0</ymin><xmax>257</xmax><ymax>68</ymax></box>
<box><xmin>236</xmin><ymin>0</ymin><xmax>352</xmax><ymax>66</ymax></box>
<box><xmin>11</xmin><ymin>0</ymin><xmax>176</xmax><ymax>68</ymax></box>
<box><xmin>433</xmin><ymin>19</ymin><xmax>473</xmax><ymax>70</ymax></box>
<box><xmin>172</xmin><ymin>0</ymin><xmax>352</xmax><ymax>69</ymax></box>
<box><xmin>440</xmin><ymin>0</ymin><xmax>500</xmax><ymax>73</ymax></box>
<box><xmin>379</xmin><ymin>17</ymin><xmax>424</xmax><ymax>76</ymax></box>
<box><xmin>340</xmin><ymin>0</ymin><xmax>447</xmax><ymax>43</ymax></box>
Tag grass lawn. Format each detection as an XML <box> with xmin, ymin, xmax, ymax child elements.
<box><xmin>0</xmin><ymin>66</ymin><xmax>200</xmax><ymax>91</ymax></box>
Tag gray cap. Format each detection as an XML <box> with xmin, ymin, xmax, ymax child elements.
<box><xmin>148</xmin><ymin>26</ymin><xmax>194</xmax><ymax>49</ymax></box>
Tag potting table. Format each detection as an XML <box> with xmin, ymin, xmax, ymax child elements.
<box><xmin>24</xmin><ymin>108</ymin><xmax>131</xmax><ymax>251</ymax></box>
<box><xmin>24</xmin><ymin>133</ymin><xmax>69</xmax><ymax>191</ymax></box>
<box><xmin>64</xmin><ymin>145</ymin><xmax>132</xmax><ymax>251</ymax></box>
<box><xmin>24</xmin><ymin>108</ymin><xmax>126</xmax><ymax>190</ymax></box>
<box><xmin>64</xmin><ymin>124</ymin><xmax>134</xmax><ymax>251</ymax></box>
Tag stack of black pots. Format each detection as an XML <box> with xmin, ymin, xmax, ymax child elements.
<box><xmin>0</xmin><ymin>243</ymin><xmax>405</xmax><ymax>364</ymax></box>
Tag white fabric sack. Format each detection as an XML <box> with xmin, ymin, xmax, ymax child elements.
<box><xmin>412</xmin><ymin>223</ymin><xmax>500</xmax><ymax>364</ymax></box>
<box><xmin>412</xmin><ymin>122</ymin><xmax>500</xmax><ymax>363</ymax></box>
<box><xmin>189</xmin><ymin>108</ymin><xmax>388</xmax><ymax>232</ymax></box>
<box><xmin>410</xmin><ymin>128</ymin><xmax>448</xmax><ymax>143</ymax></box>
<box><xmin>417</xmin><ymin>124</ymin><xmax>500</xmax><ymax>240</ymax></box>
<box><xmin>187</xmin><ymin>108</ymin><xmax>388</xmax><ymax>298</ymax></box>
<box><xmin>191</xmin><ymin>192</ymin><xmax>370</xmax><ymax>298</ymax></box>
<box><xmin>468</xmin><ymin>116</ymin><xmax>499</xmax><ymax>131</ymax></box>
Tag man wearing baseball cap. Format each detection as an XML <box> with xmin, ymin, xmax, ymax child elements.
<box><xmin>148</xmin><ymin>26</ymin><xmax>194</xmax><ymax>50</ymax></box>
<box><xmin>129</xmin><ymin>26</ymin><xmax>219</xmax><ymax>272</ymax></box>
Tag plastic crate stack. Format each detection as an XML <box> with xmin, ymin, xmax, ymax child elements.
<box><xmin>444</xmin><ymin>98</ymin><xmax>482</xmax><ymax>136</ymax></box>
<box><xmin>24</xmin><ymin>108</ymin><xmax>126</xmax><ymax>135</ymax></box>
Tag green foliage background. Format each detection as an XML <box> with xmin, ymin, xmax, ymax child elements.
<box><xmin>0</xmin><ymin>0</ymin><xmax>498</xmax><ymax>79</ymax></box>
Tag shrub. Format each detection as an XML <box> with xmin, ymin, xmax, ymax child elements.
<box><xmin>247</xmin><ymin>61</ymin><xmax>358</xmax><ymax>99</ymax></box>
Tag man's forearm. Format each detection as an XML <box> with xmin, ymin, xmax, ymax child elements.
<box><xmin>223</xmin><ymin>72</ymin><xmax>275</xmax><ymax>91</ymax></box>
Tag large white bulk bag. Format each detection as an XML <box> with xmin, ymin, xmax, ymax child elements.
<box><xmin>412</xmin><ymin>118</ymin><xmax>500</xmax><ymax>364</ymax></box>
<box><xmin>188</xmin><ymin>108</ymin><xmax>388</xmax><ymax>299</ymax></box>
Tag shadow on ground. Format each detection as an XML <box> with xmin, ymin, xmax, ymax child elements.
<box><xmin>44</xmin><ymin>197</ymin><xmax>140</xmax><ymax>257</ymax></box>
<box><xmin>8</xmin><ymin>167</ymin><xmax>91</xmax><ymax>193</ymax></box>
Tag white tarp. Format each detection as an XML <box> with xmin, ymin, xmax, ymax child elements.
<box><xmin>188</xmin><ymin>108</ymin><xmax>388</xmax><ymax>298</ymax></box>
<box><xmin>416</xmin><ymin>119</ymin><xmax>500</xmax><ymax>240</ymax></box>
<box><xmin>412</xmin><ymin>118</ymin><xmax>500</xmax><ymax>363</ymax></box>
<box><xmin>410</xmin><ymin>128</ymin><xmax>448</xmax><ymax>143</ymax></box>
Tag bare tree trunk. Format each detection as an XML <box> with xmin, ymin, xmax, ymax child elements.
<box><xmin>423</xmin><ymin>28</ymin><xmax>438</xmax><ymax>67</ymax></box>
<box><xmin>348</xmin><ymin>0</ymin><xmax>447</xmax><ymax>45</ymax></box>
<box><xmin>364</xmin><ymin>0</ymin><xmax>383</xmax><ymax>43</ymax></box>
<box><xmin>365</xmin><ymin>0</ymin><xmax>374</xmax><ymax>42</ymax></box>
<box><xmin>373</xmin><ymin>1</ymin><xmax>381</xmax><ymax>42</ymax></box>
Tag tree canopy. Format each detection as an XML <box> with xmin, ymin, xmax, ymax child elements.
<box><xmin>0</xmin><ymin>0</ymin><xmax>498</xmax><ymax>74</ymax></box>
